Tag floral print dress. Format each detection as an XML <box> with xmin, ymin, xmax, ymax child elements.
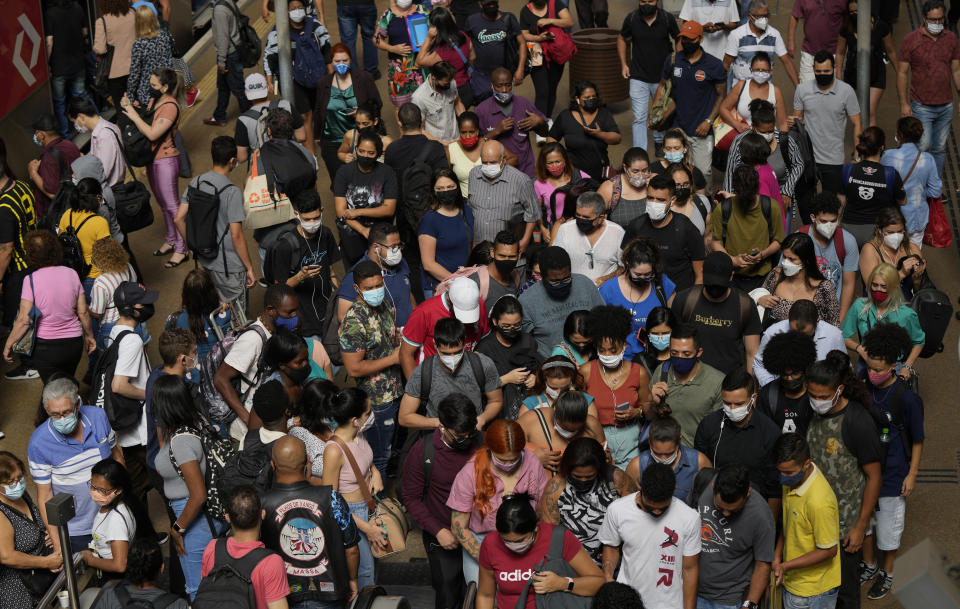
<box><xmin>761</xmin><ymin>269</ymin><xmax>841</xmax><ymax>327</ymax></box>
<box><xmin>127</xmin><ymin>29</ymin><xmax>175</xmax><ymax>107</ymax></box>
<box><xmin>375</xmin><ymin>5</ymin><xmax>429</xmax><ymax>106</ymax></box>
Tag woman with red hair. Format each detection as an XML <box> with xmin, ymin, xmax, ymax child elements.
<box><xmin>447</xmin><ymin>419</ymin><xmax>549</xmax><ymax>586</ymax></box>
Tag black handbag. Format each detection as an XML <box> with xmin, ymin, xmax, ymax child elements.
<box><xmin>110</xmin><ymin>130</ymin><xmax>155</xmax><ymax>233</ymax></box>
<box><xmin>4</xmin><ymin>496</ymin><xmax>57</xmax><ymax>598</ymax></box>
<box><xmin>93</xmin><ymin>16</ymin><xmax>115</xmax><ymax>94</ymax></box>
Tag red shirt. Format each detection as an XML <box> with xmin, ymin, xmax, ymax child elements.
<box><xmin>201</xmin><ymin>538</ymin><xmax>289</xmax><ymax>609</ymax></box>
<box><xmin>402</xmin><ymin>293</ymin><xmax>489</xmax><ymax>362</ymax></box>
<box><xmin>900</xmin><ymin>28</ymin><xmax>960</xmax><ymax>105</ymax></box>
<box><xmin>584</xmin><ymin>360</ymin><xmax>647</xmax><ymax>426</ymax></box>
<box><xmin>479</xmin><ymin>522</ymin><xmax>582</xmax><ymax>609</ymax></box>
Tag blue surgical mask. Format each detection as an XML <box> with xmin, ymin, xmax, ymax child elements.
<box><xmin>33</xmin><ymin>134</ymin><xmax>41</xmax><ymax>147</ymax></box>
<box><xmin>649</xmin><ymin>333</ymin><xmax>671</xmax><ymax>352</ymax></box>
<box><xmin>361</xmin><ymin>286</ymin><xmax>386</xmax><ymax>307</ymax></box>
<box><xmin>275</xmin><ymin>315</ymin><xmax>299</xmax><ymax>331</ymax></box>
<box><xmin>334</xmin><ymin>62</ymin><xmax>349</xmax><ymax>75</ymax></box>
<box><xmin>664</xmin><ymin>150</ymin><xmax>684</xmax><ymax>164</ymax></box>
<box><xmin>3</xmin><ymin>479</ymin><xmax>26</xmax><ymax>501</ymax></box>
<box><xmin>53</xmin><ymin>413</ymin><xmax>78</xmax><ymax>435</ymax></box>
<box><xmin>779</xmin><ymin>470</ymin><xmax>805</xmax><ymax>487</ymax></box>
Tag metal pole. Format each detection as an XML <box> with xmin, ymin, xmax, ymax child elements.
<box><xmin>856</xmin><ymin>0</ymin><xmax>872</xmax><ymax>125</ymax></box>
<box><xmin>57</xmin><ymin>524</ymin><xmax>80</xmax><ymax>609</ymax></box>
<box><xmin>274</xmin><ymin>0</ymin><xmax>295</xmax><ymax>105</ymax></box>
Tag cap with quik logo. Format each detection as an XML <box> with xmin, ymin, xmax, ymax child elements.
<box><xmin>245</xmin><ymin>73</ymin><xmax>269</xmax><ymax>100</ymax></box>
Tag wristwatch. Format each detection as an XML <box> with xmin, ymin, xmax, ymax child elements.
<box><xmin>173</xmin><ymin>522</ymin><xmax>187</xmax><ymax>535</ymax></box>
<box><xmin>742</xmin><ymin>601</ymin><xmax>759</xmax><ymax>609</ymax></box>
<box><xmin>566</xmin><ymin>577</ymin><xmax>575</xmax><ymax>592</ymax></box>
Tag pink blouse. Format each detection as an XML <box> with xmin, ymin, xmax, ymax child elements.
<box><xmin>756</xmin><ymin>163</ymin><xmax>786</xmax><ymax>228</ymax></box>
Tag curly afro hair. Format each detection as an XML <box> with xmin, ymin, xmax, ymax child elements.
<box><xmin>761</xmin><ymin>330</ymin><xmax>817</xmax><ymax>377</ymax></box>
<box><xmin>585</xmin><ymin>305</ymin><xmax>633</xmax><ymax>346</ymax></box>
<box><xmin>862</xmin><ymin>323</ymin><xmax>912</xmax><ymax>365</ymax></box>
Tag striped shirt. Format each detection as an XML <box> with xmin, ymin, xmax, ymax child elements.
<box><xmin>724</xmin><ymin>23</ymin><xmax>788</xmax><ymax>82</ymax></box>
<box><xmin>466</xmin><ymin>164</ymin><xmax>540</xmax><ymax>244</ymax></box>
<box><xmin>28</xmin><ymin>406</ymin><xmax>117</xmax><ymax>535</ymax></box>
<box><xmin>90</xmin><ymin>265</ymin><xmax>137</xmax><ymax>325</ymax></box>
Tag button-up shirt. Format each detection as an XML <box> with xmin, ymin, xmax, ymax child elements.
<box><xmin>899</xmin><ymin>28</ymin><xmax>960</xmax><ymax>106</ymax></box>
<box><xmin>411</xmin><ymin>79</ymin><xmax>460</xmax><ymax>143</ymax></box>
<box><xmin>467</xmin><ymin>164</ymin><xmax>540</xmax><ymax>243</ymax></box>
<box><xmin>881</xmin><ymin>143</ymin><xmax>943</xmax><ymax>234</ymax></box>
<box><xmin>475</xmin><ymin>95</ymin><xmax>545</xmax><ymax>176</ymax></box>
<box><xmin>753</xmin><ymin>319</ymin><xmax>847</xmax><ymax>386</ymax></box>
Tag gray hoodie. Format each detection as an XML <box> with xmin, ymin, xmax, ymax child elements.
<box><xmin>72</xmin><ymin>155</ymin><xmax>123</xmax><ymax>243</ymax></box>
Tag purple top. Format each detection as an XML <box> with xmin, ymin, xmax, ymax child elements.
<box><xmin>475</xmin><ymin>95</ymin><xmax>546</xmax><ymax>178</ymax></box>
<box><xmin>791</xmin><ymin>0</ymin><xmax>847</xmax><ymax>55</ymax></box>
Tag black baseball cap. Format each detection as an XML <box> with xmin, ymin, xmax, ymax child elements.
<box><xmin>702</xmin><ymin>252</ymin><xmax>734</xmax><ymax>287</ymax></box>
<box><xmin>113</xmin><ymin>281</ymin><xmax>159</xmax><ymax>310</ymax></box>
<box><xmin>30</xmin><ymin>113</ymin><xmax>59</xmax><ymax>132</ymax></box>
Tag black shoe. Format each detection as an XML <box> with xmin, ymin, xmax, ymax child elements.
<box><xmin>156</xmin><ymin>532</ymin><xmax>170</xmax><ymax>545</ymax></box>
<box><xmin>257</xmin><ymin>278</ymin><xmax>269</xmax><ymax>288</ymax></box>
<box><xmin>4</xmin><ymin>365</ymin><xmax>39</xmax><ymax>380</ymax></box>
<box><xmin>867</xmin><ymin>571</ymin><xmax>893</xmax><ymax>599</ymax></box>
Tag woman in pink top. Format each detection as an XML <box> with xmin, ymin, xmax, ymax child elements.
<box><xmin>447</xmin><ymin>419</ymin><xmax>549</xmax><ymax>585</ymax></box>
<box><xmin>321</xmin><ymin>387</ymin><xmax>383</xmax><ymax>590</ymax></box>
<box><xmin>535</xmin><ymin>143</ymin><xmax>590</xmax><ymax>245</ymax></box>
<box><xmin>3</xmin><ymin>230</ymin><xmax>95</xmax><ymax>383</ymax></box>
<box><xmin>738</xmin><ymin>132</ymin><xmax>786</xmax><ymax>229</ymax></box>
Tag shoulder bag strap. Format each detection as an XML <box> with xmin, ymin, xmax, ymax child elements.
<box><xmin>450</xmin><ymin>40</ymin><xmax>474</xmax><ymax>75</ymax></box>
<box><xmin>533</xmin><ymin>407</ymin><xmax>553</xmax><ymax>450</ymax></box>
<box><xmin>420</xmin><ymin>356</ymin><xmax>434</xmax><ymax>409</ymax></box>
<box><xmin>681</xmin><ymin>285</ymin><xmax>703</xmax><ymax>322</ymax></box>
<box><xmin>903</xmin><ymin>150</ymin><xmax>922</xmax><ymax>183</ymax></box>
<box><xmin>547</xmin><ymin>523</ymin><xmax>566</xmax><ymax>558</ymax></box>
<box><xmin>330</xmin><ymin>435</ymin><xmax>376</xmax><ymax>512</ymax></box>
<box><xmin>466</xmin><ymin>351</ymin><xmax>487</xmax><ymax>393</ymax></box>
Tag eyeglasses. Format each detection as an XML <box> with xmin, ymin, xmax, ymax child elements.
<box><xmin>499</xmin><ymin>324</ymin><xmax>522</xmax><ymax>332</ymax></box>
<box><xmin>377</xmin><ymin>242</ymin><xmax>404</xmax><ymax>250</ymax></box>
<box><xmin>2</xmin><ymin>474</ymin><xmax>24</xmax><ymax>486</ymax></box>
<box><xmin>548</xmin><ymin>277</ymin><xmax>572</xmax><ymax>287</ymax></box>
<box><xmin>88</xmin><ymin>482</ymin><xmax>117</xmax><ymax>496</ymax></box>
<box><xmin>48</xmin><ymin>408</ymin><xmax>76</xmax><ymax>420</ymax></box>
<box><xmin>674</xmin><ymin>182</ymin><xmax>691</xmax><ymax>189</ymax></box>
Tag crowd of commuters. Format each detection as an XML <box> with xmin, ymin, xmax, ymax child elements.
<box><xmin>2</xmin><ymin>0</ymin><xmax>951</xmax><ymax>607</ymax></box>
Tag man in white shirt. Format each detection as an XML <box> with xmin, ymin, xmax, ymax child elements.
<box><xmin>679</xmin><ymin>0</ymin><xmax>740</xmax><ymax>60</ymax></box>
<box><xmin>753</xmin><ymin>299</ymin><xmax>846</xmax><ymax>386</ymax></box>
<box><xmin>411</xmin><ymin>61</ymin><xmax>464</xmax><ymax>143</ymax></box>
<box><xmin>552</xmin><ymin>191</ymin><xmax>624</xmax><ymax>286</ymax></box>
<box><xmin>599</xmin><ymin>462</ymin><xmax>701</xmax><ymax>609</ymax></box>
<box><xmin>109</xmin><ymin>281</ymin><xmax>156</xmax><ymax>501</ymax></box>
<box><xmin>723</xmin><ymin>0</ymin><xmax>799</xmax><ymax>86</ymax></box>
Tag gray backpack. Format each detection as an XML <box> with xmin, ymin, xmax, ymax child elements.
<box><xmin>514</xmin><ymin>525</ymin><xmax>590</xmax><ymax>609</ymax></box>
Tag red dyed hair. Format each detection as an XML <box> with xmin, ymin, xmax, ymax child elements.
<box><xmin>473</xmin><ymin>420</ymin><xmax>526</xmax><ymax>517</ymax></box>
<box><xmin>330</xmin><ymin>42</ymin><xmax>353</xmax><ymax>61</ymax></box>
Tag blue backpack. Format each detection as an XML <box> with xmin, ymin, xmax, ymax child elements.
<box><xmin>292</xmin><ymin>21</ymin><xmax>328</xmax><ymax>87</ymax></box>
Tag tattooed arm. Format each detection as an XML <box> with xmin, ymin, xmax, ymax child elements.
<box><xmin>537</xmin><ymin>476</ymin><xmax>564</xmax><ymax>524</ymax></box>
<box><xmin>612</xmin><ymin>467</ymin><xmax>638</xmax><ymax>496</ymax></box>
<box><xmin>451</xmin><ymin>510</ymin><xmax>482</xmax><ymax>560</ymax></box>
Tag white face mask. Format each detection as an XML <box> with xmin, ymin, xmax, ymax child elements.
<box><xmin>503</xmin><ymin>534</ymin><xmax>536</xmax><ymax>554</ymax></box>
<box><xmin>759</xmin><ymin>131</ymin><xmax>775</xmax><ymax>143</ymax></box>
<box><xmin>809</xmin><ymin>388</ymin><xmax>840</xmax><ymax>415</ymax></box>
<box><xmin>781</xmin><ymin>260</ymin><xmax>803</xmax><ymax>277</ymax></box>
<box><xmin>751</xmin><ymin>70</ymin><xmax>772</xmax><ymax>84</ymax></box>
<box><xmin>358</xmin><ymin>413</ymin><xmax>375</xmax><ymax>432</ymax></box>
<box><xmin>396</xmin><ymin>0</ymin><xmax>413</xmax><ymax>7</ymax></box>
<box><xmin>928</xmin><ymin>22</ymin><xmax>944</xmax><ymax>35</ymax></box>
<box><xmin>380</xmin><ymin>245</ymin><xmax>403</xmax><ymax>266</ymax></box>
<box><xmin>816</xmin><ymin>220</ymin><xmax>838</xmax><ymax>239</ymax></box>
<box><xmin>439</xmin><ymin>352</ymin><xmax>463</xmax><ymax>370</ymax></box>
<box><xmin>627</xmin><ymin>173</ymin><xmax>647</xmax><ymax>188</ymax></box>
<box><xmin>651</xmin><ymin>449</ymin><xmax>678</xmax><ymax>465</ymax></box>
<box><xmin>598</xmin><ymin>350</ymin><xmax>624</xmax><ymax>368</ymax></box>
<box><xmin>289</xmin><ymin>8</ymin><xmax>306</xmax><ymax>22</ymax></box>
<box><xmin>544</xmin><ymin>386</ymin><xmax>562</xmax><ymax>400</ymax></box>
<box><xmin>753</xmin><ymin>16</ymin><xmax>768</xmax><ymax>30</ymax></box>
<box><xmin>646</xmin><ymin>201</ymin><xmax>668</xmax><ymax>221</ymax></box>
<box><xmin>74</xmin><ymin>121</ymin><xmax>89</xmax><ymax>134</ymax></box>
<box><xmin>481</xmin><ymin>163</ymin><xmax>503</xmax><ymax>180</ymax></box>
<box><xmin>883</xmin><ymin>232</ymin><xmax>905</xmax><ymax>250</ymax></box>
<box><xmin>298</xmin><ymin>216</ymin><xmax>322</xmax><ymax>233</ymax></box>
<box><xmin>722</xmin><ymin>398</ymin><xmax>753</xmax><ymax>423</ymax></box>
<box><xmin>553</xmin><ymin>421</ymin><xmax>578</xmax><ymax>439</ymax></box>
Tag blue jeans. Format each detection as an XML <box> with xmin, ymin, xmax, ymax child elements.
<box><xmin>783</xmin><ymin>588</ymin><xmax>838</xmax><ymax>609</ymax></box>
<box><xmin>214</xmin><ymin>52</ymin><xmax>251</xmax><ymax>121</ymax></box>
<box><xmin>629</xmin><ymin>79</ymin><xmax>662</xmax><ymax>151</ymax></box>
<box><xmin>364</xmin><ymin>398</ymin><xmax>400</xmax><ymax>477</ymax></box>
<box><xmin>51</xmin><ymin>73</ymin><xmax>95</xmax><ymax>137</ymax></box>
<box><xmin>696</xmin><ymin>598</ymin><xmax>739</xmax><ymax>609</ymax></box>
<box><xmin>171</xmin><ymin>498</ymin><xmax>227</xmax><ymax>600</ymax></box>
<box><xmin>346</xmin><ymin>501</ymin><xmax>375</xmax><ymax>590</ymax></box>
<box><xmin>337</xmin><ymin>4</ymin><xmax>379</xmax><ymax>74</ymax></box>
<box><xmin>911</xmin><ymin>100</ymin><xmax>952</xmax><ymax>178</ymax></box>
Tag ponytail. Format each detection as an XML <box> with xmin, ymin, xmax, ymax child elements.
<box><xmin>806</xmin><ymin>350</ymin><xmax>872</xmax><ymax>407</ymax></box>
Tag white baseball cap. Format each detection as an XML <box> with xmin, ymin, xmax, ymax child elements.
<box><xmin>447</xmin><ymin>277</ymin><xmax>481</xmax><ymax>324</ymax></box>
<box><xmin>245</xmin><ymin>73</ymin><xmax>269</xmax><ymax>100</ymax></box>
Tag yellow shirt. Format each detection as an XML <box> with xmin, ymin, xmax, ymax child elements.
<box><xmin>782</xmin><ymin>464</ymin><xmax>842</xmax><ymax>597</ymax></box>
<box><xmin>58</xmin><ymin>209</ymin><xmax>110</xmax><ymax>279</ymax></box>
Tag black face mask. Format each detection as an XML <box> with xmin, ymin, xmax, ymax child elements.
<box><xmin>482</xmin><ymin>3</ymin><xmax>499</xmax><ymax>17</ymax></box>
<box><xmin>286</xmin><ymin>363</ymin><xmax>311</xmax><ymax>384</ymax></box>
<box><xmin>436</xmin><ymin>189</ymin><xmax>460</xmax><ymax>207</ymax></box>
<box><xmin>133</xmin><ymin>304</ymin><xmax>155</xmax><ymax>322</ymax></box>
<box><xmin>357</xmin><ymin>155</ymin><xmax>377</xmax><ymax>170</ymax></box>
<box><xmin>148</xmin><ymin>87</ymin><xmax>164</xmax><ymax>99</ymax></box>
<box><xmin>576</xmin><ymin>218</ymin><xmax>598</xmax><ymax>234</ymax></box>
<box><xmin>638</xmin><ymin>3</ymin><xmax>656</xmax><ymax>15</ymax></box>
<box><xmin>450</xmin><ymin>434</ymin><xmax>474</xmax><ymax>451</ymax></box>
<box><xmin>814</xmin><ymin>73</ymin><xmax>834</xmax><ymax>87</ymax></box>
<box><xmin>581</xmin><ymin>98</ymin><xmax>599</xmax><ymax>112</ymax></box>
<box><xmin>494</xmin><ymin>258</ymin><xmax>517</xmax><ymax>276</ymax></box>
<box><xmin>433</xmin><ymin>79</ymin><xmax>450</xmax><ymax>92</ymax></box>
<box><xmin>628</xmin><ymin>273</ymin><xmax>651</xmax><ymax>287</ymax></box>
<box><xmin>544</xmin><ymin>278</ymin><xmax>572</xmax><ymax>300</ymax></box>
<box><xmin>704</xmin><ymin>284</ymin><xmax>728</xmax><ymax>299</ymax></box>
<box><xmin>681</xmin><ymin>41</ymin><xmax>700</xmax><ymax>55</ymax></box>
<box><xmin>781</xmin><ymin>375</ymin><xmax>805</xmax><ymax>392</ymax></box>
<box><xmin>674</xmin><ymin>187</ymin><xmax>691</xmax><ymax>202</ymax></box>
<box><xmin>497</xmin><ymin>326</ymin><xmax>521</xmax><ymax>342</ymax></box>
<box><xmin>572</xmin><ymin>342</ymin><xmax>593</xmax><ymax>356</ymax></box>
<box><xmin>568</xmin><ymin>477</ymin><xmax>596</xmax><ymax>494</ymax></box>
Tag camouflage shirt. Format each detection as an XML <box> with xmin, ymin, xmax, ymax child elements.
<box><xmin>338</xmin><ymin>299</ymin><xmax>402</xmax><ymax>404</ymax></box>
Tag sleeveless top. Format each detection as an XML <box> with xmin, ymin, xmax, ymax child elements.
<box><xmin>737</xmin><ymin>81</ymin><xmax>776</xmax><ymax>126</ymax></box>
<box><xmin>448</xmin><ymin>141</ymin><xmax>480</xmax><ymax>197</ymax></box>
<box><xmin>0</xmin><ymin>495</ymin><xmax>47</xmax><ymax>609</ymax></box>
<box><xmin>637</xmin><ymin>447</ymin><xmax>700</xmax><ymax>500</ymax></box>
<box><xmin>585</xmin><ymin>360</ymin><xmax>645</xmax><ymax>426</ymax></box>
<box><xmin>806</xmin><ymin>406</ymin><xmax>868</xmax><ymax>537</ymax></box>
<box><xmin>335</xmin><ymin>434</ymin><xmax>374</xmax><ymax>495</ymax></box>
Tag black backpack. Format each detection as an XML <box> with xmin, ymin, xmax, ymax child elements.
<box><xmin>261</xmin><ymin>226</ymin><xmax>301</xmax><ymax>285</ymax></box>
<box><xmin>216</xmin><ymin>0</ymin><xmax>261</xmax><ymax>68</ymax></box>
<box><xmin>59</xmin><ymin>210</ymin><xmax>94</xmax><ymax>279</ymax></box>
<box><xmin>258</xmin><ymin>139</ymin><xmax>317</xmax><ymax>203</ymax></box>
<box><xmin>786</xmin><ymin>119</ymin><xmax>817</xmax><ymax>198</ymax></box>
<box><xmin>910</xmin><ymin>287</ymin><xmax>953</xmax><ymax>358</ymax></box>
<box><xmin>217</xmin><ymin>434</ymin><xmax>275</xmax><ymax>499</ymax></box>
<box><xmin>720</xmin><ymin>195</ymin><xmax>775</xmax><ymax>244</ymax></box>
<box><xmin>88</xmin><ymin>330</ymin><xmax>144</xmax><ymax>431</ymax></box>
<box><xmin>400</xmin><ymin>145</ymin><xmax>434</xmax><ymax>233</ymax></box>
<box><xmin>113</xmin><ymin>582</ymin><xmax>181</xmax><ymax>609</ymax></box>
<box><xmin>118</xmin><ymin>102</ymin><xmax>180</xmax><ymax>168</ymax></box>
<box><xmin>185</xmin><ymin>179</ymin><xmax>231</xmax><ymax>265</ymax></box>
<box><xmin>192</xmin><ymin>538</ymin><xmax>272</xmax><ymax>609</ymax></box>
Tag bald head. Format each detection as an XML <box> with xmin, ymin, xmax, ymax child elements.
<box><xmin>272</xmin><ymin>436</ymin><xmax>307</xmax><ymax>475</ymax></box>
<box><xmin>480</xmin><ymin>140</ymin><xmax>504</xmax><ymax>164</ymax></box>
